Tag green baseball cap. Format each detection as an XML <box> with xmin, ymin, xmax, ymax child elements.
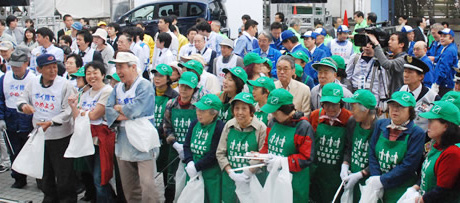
<box><xmin>244</xmin><ymin>52</ymin><xmax>266</xmax><ymax>66</ymax></box>
<box><xmin>312</xmin><ymin>57</ymin><xmax>338</xmax><ymax>72</ymax></box>
<box><xmin>330</xmin><ymin>55</ymin><xmax>346</xmax><ymax>70</ymax></box>
<box><xmin>261</xmin><ymin>89</ymin><xmax>294</xmax><ymax>113</ymax></box>
<box><xmin>263</xmin><ymin>58</ymin><xmax>273</xmax><ymax>69</ymax></box>
<box><xmin>295</xmin><ymin>64</ymin><xmax>304</xmax><ymax>78</ymax></box>
<box><xmin>441</xmin><ymin>91</ymin><xmax>460</xmax><ymax>110</ymax></box>
<box><xmin>151</xmin><ymin>64</ymin><xmax>173</xmax><ymax>76</ymax></box>
<box><xmin>320</xmin><ymin>83</ymin><xmax>344</xmax><ymax>103</ymax></box>
<box><xmin>232</xmin><ymin>92</ymin><xmax>255</xmax><ymax>105</ymax></box>
<box><xmin>105</xmin><ymin>73</ymin><xmax>120</xmax><ymax>82</ymax></box>
<box><xmin>178</xmin><ymin>72</ymin><xmax>199</xmax><ymax>89</ymax></box>
<box><xmin>289</xmin><ymin>51</ymin><xmax>310</xmax><ymax>63</ymax></box>
<box><xmin>387</xmin><ymin>91</ymin><xmax>416</xmax><ymax>107</ymax></box>
<box><xmin>179</xmin><ymin>60</ymin><xmax>203</xmax><ymax>75</ymax></box>
<box><xmin>248</xmin><ymin>76</ymin><xmax>276</xmax><ymax>92</ymax></box>
<box><xmin>70</xmin><ymin>67</ymin><xmax>85</xmax><ymax>78</ymax></box>
<box><xmin>193</xmin><ymin>94</ymin><xmax>223</xmax><ymax>111</ymax></box>
<box><xmin>223</xmin><ymin>66</ymin><xmax>248</xmax><ymax>83</ymax></box>
<box><xmin>420</xmin><ymin>101</ymin><xmax>460</xmax><ymax>125</ymax></box>
<box><xmin>342</xmin><ymin>89</ymin><xmax>377</xmax><ymax>109</ymax></box>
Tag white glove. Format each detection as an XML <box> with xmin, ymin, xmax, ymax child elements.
<box><xmin>228</xmin><ymin>171</ymin><xmax>250</xmax><ymax>183</ymax></box>
<box><xmin>343</xmin><ymin>171</ymin><xmax>363</xmax><ymax>189</ymax></box>
<box><xmin>399</xmin><ymin>187</ymin><xmax>421</xmax><ymax>201</ymax></box>
<box><xmin>186</xmin><ymin>161</ymin><xmax>198</xmax><ymax>178</ymax></box>
<box><xmin>173</xmin><ymin>142</ymin><xmax>184</xmax><ymax>160</ymax></box>
<box><xmin>431</xmin><ymin>83</ymin><xmax>439</xmax><ymax>93</ymax></box>
<box><xmin>0</xmin><ymin>120</ymin><xmax>6</xmax><ymax>131</ymax></box>
<box><xmin>368</xmin><ymin>176</ymin><xmax>383</xmax><ymax>190</ymax></box>
<box><xmin>340</xmin><ymin>164</ymin><xmax>350</xmax><ymax>180</ymax></box>
<box><xmin>265</xmin><ymin>154</ymin><xmax>281</xmax><ymax>171</ymax></box>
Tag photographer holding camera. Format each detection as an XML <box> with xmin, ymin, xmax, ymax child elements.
<box><xmin>368</xmin><ymin>32</ymin><xmax>408</xmax><ymax>94</ymax></box>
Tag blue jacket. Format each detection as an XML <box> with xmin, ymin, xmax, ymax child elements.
<box><xmin>235</xmin><ymin>34</ymin><xmax>259</xmax><ymax>57</ymax></box>
<box><xmin>435</xmin><ymin>43</ymin><xmax>458</xmax><ymax>88</ymax></box>
<box><xmin>0</xmin><ymin>71</ymin><xmax>34</xmax><ymax>133</ymax></box>
<box><xmin>289</xmin><ymin>44</ymin><xmax>312</xmax><ymax>58</ymax></box>
<box><xmin>427</xmin><ymin>40</ymin><xmax>442</xmax><ymax>57</ymax></box>
<box><xmin>421</xmin><ymin>55</ymin><xmax>435</xmax><ymax>87</ymax></box>
<box><xmin>270</xmin><ymin>36</ymin><xmax>284</xmax><ymax>51</ymax></box>
<box><xmin>317</xmin><ymin>43</ymin><xmax>331</xmax><ymax>57</ymax></box>
<box><xmin>305</xmin><ymin>47</ymin><xmax>328</xmax><ymax>85</ymax></box>
<box><xmin>252</xmin><ymin>47</ymin><xmax>282</xmax><ymax>79</ymax></box>
<box><xmin>407</xmin><ymin>41</ymin><xmax>415</xmax><ymax>56</ymax></box>
<box><xmin>369</xmin><ymin>119</ymin><xmax>425</xmax><ymax>189</ymax></box>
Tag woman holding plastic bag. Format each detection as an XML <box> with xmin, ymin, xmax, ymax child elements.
<box><xmin>255</xmin><ymin>88</ymin><xmax>314</xmax><ymax>203</ymax></box>
<box><xmin>399</xmin><ymin>101</ymin><xmax>460</xmax><ymax>202</ymax></box>
<box><xmin>309</xmin><ymin>83</ymin><xmax>352</xmax><ymax>203</ymax></box>
<box><xmin>366</xmin><ymin>91</ymin><xmax>425</xmax><ymax>203</ymax></box>
<box><xmin>341</xmin><ymin>89</ymin><xmax>378</xmax><ymax>202</ymax></box>
<box><xmin>216</xmin><ymin>92</ymin><xmax>267</xmax><ymax>203</ymax></box>
<box><xmin>182</xmin><ymin>94</ymin><xmax>224</xmax><ymax>202</ymax></box>
<box><xmin>163</xmin><ymin>72</ymin><xmax>199</xmax><ymax>201</ymax></box>
<box><xmin>68</xmin><ymin>61</ymin><xmax>115</xmax><ymax>202</ymax></box>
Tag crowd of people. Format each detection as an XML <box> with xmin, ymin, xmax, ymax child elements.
<box><xmin>0</xmin><ymin>9</ymin><xmax>459</xmax><ymax>203</ymax></box>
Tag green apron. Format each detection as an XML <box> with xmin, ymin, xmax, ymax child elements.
<box><xmin>155</xmin><ymin>95</ymin><xmax>170</xmax><ymax>176</ymax></box>
<box><xmin>311</xmin><ymin>109</ymin><xmax>346</xmax><ymax>203</ymax></box>
<box><xmin>350</xmin><ymin>123</ymin><xmax>372</xmax><ymax>203</ymax></box>
<box><xmin>268</xmin><ymin>122</ymin><xmax>310</xmax><ymax>203</ymax></box>
<box><xmin>188</xmin><ymin>120</ymin><xmax>221</xmax><ymax>203</ymax></box>
<box><xmin>374</xmin><ymin>131</ymin><xmax>417</xmax><ymax>203</ymax></box>
<box><xmin>222</xmin><ymin>128</ymin><xmax>258</xmax><ymax>203</ymax></box>
<box><xmin>254</xmin><ymin>110</ymin><xmax>269</xmax><ymax>125</ymax></box>
<box><xmin>167</xmin><ymin>108</ymin><xmax>197</xmax><ymax>186</ymax></box>
<box><xmin>219</xmin><ymin>103</ymin><xmax>233</xmax><ymax>123</ymax></box>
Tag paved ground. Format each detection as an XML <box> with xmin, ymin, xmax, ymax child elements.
<box><xmin>0</xmin><ymin>169</ymin><xmax>85</xmax><ymax>203</ymax></box>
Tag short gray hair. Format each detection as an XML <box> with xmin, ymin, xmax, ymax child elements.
<box><xmin>431</xmin><ymin>23</ymin><xmax>443</xmax><ymax>32</ymax></box>
<box><xmin>211</xmin><ymin>20</ymin><xmax>221</xmax><ymax>27</ymax></box>
<box><xmin>277</xmin><ymin>55</ymin><xmax>295</xmax><ymax>69</ymax></box>
<box><xmin>289</xmin><ymin>18</ymin><xmax>301</xmax><ymax>27</ymax></box>
<box><xmin>356</xmin><ymin>103</ymin><xmax>377</xmax><ymax>115</ymax></box>
<box><xmin>258</xmin><ymin>31</ymin><xmax>273</xmax><ymax>42</ymax></box>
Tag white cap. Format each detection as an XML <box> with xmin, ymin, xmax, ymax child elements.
<box><xmin>401</xmin><ymin>26</ymin><xmax>414</xmax><ymax>33</ymax></box>
<box><xmin>92</xmin><ymin>28</ymin><xmax>108</xmax><ymax>42</ymax></box>
<box><xmin>109</xmin><ymin>52</ymin><xmax>139</xmax><ymax>64</ymax></box>
<box><xmin>0</xmin><ymin>41</ymin><xmax>14</xmax><ymax>51</ymax></box>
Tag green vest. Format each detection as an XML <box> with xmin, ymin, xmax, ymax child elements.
<box><xmin>154</xmin><ymin>96</ymin><xmax>169</xmax><ymax>129</ymax></box>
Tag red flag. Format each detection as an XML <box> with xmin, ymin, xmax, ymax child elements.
<box><xmin>343</xmin><ymin>10</ymin><xmax>349</xmax><ymax>26</ymax></box>
<box><xmin>293</xmin><ymin>6</ymin><xmax>297</xmax><ymax>15</ymax></box>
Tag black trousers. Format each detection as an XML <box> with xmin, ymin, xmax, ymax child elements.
<box><xmin>6</xmin><ymin>130</ymin><xmax>30</xmax><ymax>181</ymax></box>
<box><xmin>41</xmin><ymin>135</ymin><xmax>77</xmax><ymax>203</ymax></box>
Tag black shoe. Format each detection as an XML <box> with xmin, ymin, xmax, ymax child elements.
<box><xmin>80</xmin><ymin>194</ymin><xmax>95</xmax><ymax>202</ymax></box>
<box><xmin>0</xmin><ymin>165</ymin><xmax>10</xmax><ymax>173</ymax></box>
<box><xmin>11</xmin><ymin>179</ymin><xmax>27</xmax><ymax>189</ymax></box>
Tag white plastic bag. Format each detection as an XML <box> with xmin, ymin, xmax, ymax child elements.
<box><xmin>124</xmin><ymin>116</ymin><xmax>160</xmax><ymax>152</ymax></box>
<box><xmin>12</xmin><ymin>128</ymin><xmax>45</xmax><ymax>179</ymax></box>
<box><xmin>397</xmin><ymin>187</ymin><xmax>421</xmax><ymax>203</ymax></box>
<box><xmin>64</xmin><ymin>113</ymin><xmax>95</xmax><ymax>158</ymax></box>
<box><xmin>174</xmin><ymin>163</ymin><xmax>187</xmax><ymax>202</ymax></box>
<box><xmin>154</xmin><ymin>163</ymin><xmax>165</xmax><ymax>203</ymax></box>
<box><xmin>177</xmin><ymin>173</ymin><xmax>204</xmax><ymax>203</ymax></box>
<box><xmin>260</xmin><ymin>157</ymin><xmax>293</xmax><ymax>203</ymax></box>
<box><xmin>341</xmin><ymin>187</ymin><xmax>354</xmax><ymax>203</ymax></box>
<box><xmin>235</xmin><ymin>175</ymin><xmax>263</xmax><ymax>203</ymax></box>
<box><xmin>359</xmin><ymin>180</ymin><xmax>383</xmax><ymax>203</ymax></box>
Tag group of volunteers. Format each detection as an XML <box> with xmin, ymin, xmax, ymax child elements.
<box><xmin>0</xmin><ymin>8</ymin><xmax>459</xmax><ymax>203</ymax></box>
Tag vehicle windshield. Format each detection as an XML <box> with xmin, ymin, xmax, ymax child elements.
<box><xmin>123</xmin><ymin>2</ymin><xmax>206</xmax><ymax>24</ymax></box>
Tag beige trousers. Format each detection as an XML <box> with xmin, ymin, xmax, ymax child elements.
<box><xmin>117</xmin><ymin>158</ymin><xmax>160</xmax><ymax>203</ymax></box>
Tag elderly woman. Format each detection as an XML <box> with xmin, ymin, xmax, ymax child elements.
<box><xmin>163</xmin><ymin>71</ymin><xmax>199</xmax><ymax>201</ymax></box>
<box><xmin>243</xmin><ymin>52</ymin><xmax>265</xmax><ymax>81</ymax></box>
<box><xmin>150</xmin><ymin>63</ymin><xmax>179</xmax><ymax>189</ymax></box>
<box><xmin>257</xmin><ymin>88</ymin><xmax>314</xmax><ymax>202</ymax></box>
<box><xmin>248</xmin><ymin>76</ymin><xmax>275</xmax><ymax>125</ymax></box>
<box><xmin>218</xmin><ymin>66</ymin><xmax>248</xmax><ymax>123</ymax></box>
<box><xmin>367</xmin><ymin>91</ymin><xmax>425</xmax><ymax>202</ymax></box>
<box><xmin>183</xmin><ymin>94</ymin><xmax>225</xmax><ymax>202</ymax></box>
<box><xmin>68</xmin><ymin>61</ymin><xmax>115</xmax><ymax>202</ymax></box>
<box><xmin>412</xmin><ymin>101</ymin><xmax>460</xmax><ymax>202</ymax></box>
<box><xmin>216</xmin><ymin>92</ymin><xmax>267</xmax><ymax>203</ymax></box>
<box><xmin>341</xmin><ymin>89</ymin><xmax>378</xmax><ymax>202</ymax></box>
<box><xmin>309</xmin><ymin>83</ymin><xmax>352</xmax><ymax>203</ymax></box>
<box><xmin>169</xmin><ymin>61</ymin><xmax>182</xmax><ymax>91</ymax></box>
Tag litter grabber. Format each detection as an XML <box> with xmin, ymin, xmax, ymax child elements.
<box><xmin>229</xmin><ymin>163</ymin><xmax>267</xmax><ymax>172</ymax></box>
<box><xmin>3</xmin><ymin>129</ymin><xmax>15</xmax><ymax>155</ymax></box>
<box><xmin>332</xmin><ymin>180</ymin><xmax>345</xmax><ymax>203</ymax></box>
<box><xmin>155</xmin><ymin>155</ymin><xmax>179</xmax><ymax>179</ymax></box>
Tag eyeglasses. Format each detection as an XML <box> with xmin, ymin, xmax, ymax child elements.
<box><xmin>276</xmin><ymin>67</ymin><xmax>291</xmax><ymax>72</ymax></box>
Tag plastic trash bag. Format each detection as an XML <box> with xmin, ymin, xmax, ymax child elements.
<box><xmin>12</xmin><ymin>128</ymin><xmax>45</xmax><ymax>179</ymax></box>
<box><xmin>260</xmin><ymin>157</ymin><xmax>293</xmax><ymax>203</ymax></box>
<box><xmin>124</xmin><ymin>116</ymin><xmax>160</xmax><ymax>152</ymax></box>
<box><xmin>397</xmin><ymin>187</ymin><xmax>421</xmax><ymax>203</ymax></box>
<box><xmin>64</xmin><ymin>113</ymin><xmax>95</xmax><ymax>158</ymax></box>
<box><xmin>177</xmin><ymin>173</ymin><xmax>204</xmax><ymax>203</ymax></box>
<box><xmin>341</xmin><ymin>187</ymin><xmax>354</xmax><ymax>203</ymax></box>
<box><xmin>235</xmin><ymin>175</ymin><xmax>263</xmax><ymax>203</ymax></box>
<box><xmin>359</xmin><ymin>179</ymin><xmax>383</xmax><ymax>203</ymax></box>
<box><xmin>174</xmin><ymin>163</ymin><xmax>187</xmax><ymax>202</ymax></box>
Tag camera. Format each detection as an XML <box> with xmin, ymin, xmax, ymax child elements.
<box><xmin>354</xmin><ymin>25</ymin><xmax>395</xmax><ymax>47</ymax></box>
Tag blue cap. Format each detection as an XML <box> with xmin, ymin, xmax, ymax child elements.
<box><xmin>337</xmin><ymin>25</ymin><xmax>351</xmax><ymax>33</ymax></box>
<box><xmin>281</xmin><ymin>30</ymin><xmax>296</xmax><ymax>42</ymax></box>
<box><xmin>401</xmin><ymin>26</ymin><xmax>414</xmax><ymax>33</ymax></box>
<box><xmin>438</xmin><ymin>28</ymin><xmax>455</xmax><ymax>37</ymax></box>
<box><xmin>72</xmin><ymin>22</ymin><xmax>83</xmax><ymax>31</ymax></box>
<box><xmin>314</xmin><ymin>28</ymin><xmax>327</xmax><ymax>36</ymax></box>
<box><xmin>301</xmin><ymin>31</ymin><xmax>317</xmax><ymax>39</ymax></box>
<box><xmin>36</xmin><ymin>54</ymin><xmax>57</xmax><ymax>67</ymax></box>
